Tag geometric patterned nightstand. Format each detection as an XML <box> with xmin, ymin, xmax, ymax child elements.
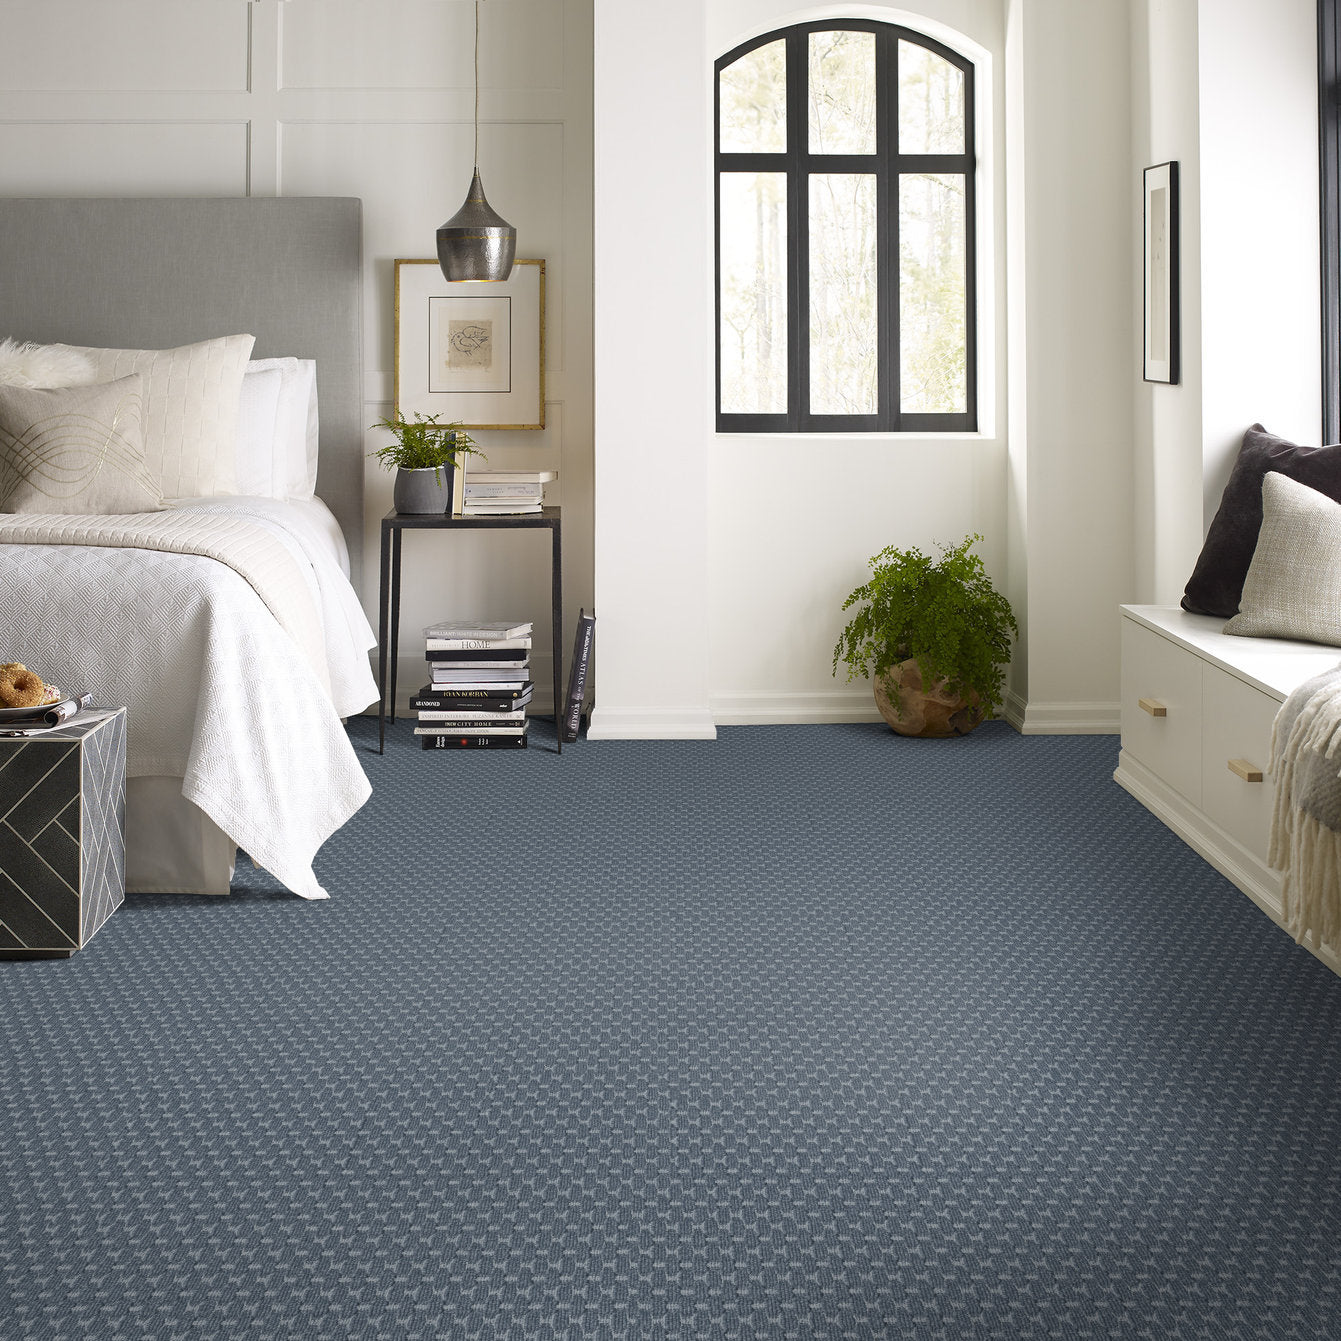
<box><xmin>0</xmin><ymin>708</ymin><xmax>126</xmax><ymax>959</ymax></box>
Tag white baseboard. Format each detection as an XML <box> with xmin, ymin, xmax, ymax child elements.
<box><xmin>586</xmin><ymin>706</ymin><xmax>718</xmax><ymax>740</ymax></box>
<box><xmin>1014</xmin><ymin>698</ymin><xmax>1120</xmax><ymax>734</ymax></box>
<box><xmin>709</xmin><ymin>690</ymin><xmax>883</xmax><ymax>725</ymax></box>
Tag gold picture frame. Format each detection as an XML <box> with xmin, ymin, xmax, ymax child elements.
<box><xmin>394</xmin><ymin>257</ymin><xmax>545</xmax><ymax>430</ymax></box>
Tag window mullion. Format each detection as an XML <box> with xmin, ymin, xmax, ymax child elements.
<box><xmin>962</xmin><ymin>56</ymin><xmax>979</xmax><ymax>434</ymax></box>
<box><xmin>882</xmin><ymin>27</ymin><xmax>899</xmax><ymax>431</ymax></box>
<box><xmin>788</xmin><ymin>30</ymin><xmax>807</xmax><ymax>431</ymax></box>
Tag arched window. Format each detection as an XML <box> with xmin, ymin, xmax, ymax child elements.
<box><xmin>715</xmin><ymin>21</ymin><xmax>977</xmax><ymax>433</ymax></box>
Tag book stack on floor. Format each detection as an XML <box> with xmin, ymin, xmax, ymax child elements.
<box><xmin>461</xmin><ymin>469</ymin><xmax>556</xmax><ymax>517</ymax></box>
<box><xmin>413</xmin><ymin>620</ymin><xmax>533</xmax><ymax>750</ymax></box>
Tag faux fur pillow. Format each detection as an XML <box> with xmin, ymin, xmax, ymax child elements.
<box><xmin>51</xmin><ymin>333</ymin><xmax>255</xmax><ymax>499</ymax></box>
<box><xmin>0</xmin><ymin>376</ymin><xmax>164</xmax><ymax>514</ymax></box>
<box><xmin>1183</xmin><ymin>424</ymin><xmax>1341</xmax><ymax>617</ymax></box>
<box><xmin>0</xmin><ymin>337</ymin><xmax>95</xmax><ymax>389</ymax></box>
<box><xmin>1224</xmin><ymin>473</ymin><xmax>1341</xmax><ymax>647</ymax></box>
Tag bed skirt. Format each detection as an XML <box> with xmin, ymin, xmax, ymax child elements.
<box><xmin>126</xmin><ymin>776</ymin><xmax>236</xmax><ymax>896</ymax></box>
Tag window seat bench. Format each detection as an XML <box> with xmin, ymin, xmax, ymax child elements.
<box><xmin>1114</xmin><ymin>604</ymin><xmax>1341</xmax><ymax>975</ymax></box>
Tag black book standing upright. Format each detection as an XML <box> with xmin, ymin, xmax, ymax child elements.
<box><xmin>562</xmin><ymin>610</ymin><xmax>595</xmax><ymax>743</ymax></box>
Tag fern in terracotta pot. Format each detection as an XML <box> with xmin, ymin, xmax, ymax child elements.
<box><xmin>832</xmin><ymin>533</ymin><xmax>1017</xmax><ymax>737</ymax></box>
<box><xmin>370</xmin><ymin>411</ymin><xmax>482</xmax><ymax>514</ymax></box>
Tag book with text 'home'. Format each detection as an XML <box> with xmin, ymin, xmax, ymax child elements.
<box><xmin>426</xmin><ymin>640</ymin><xmax>536</xmax><ymax>657</ymax></box>
<box><xmin>423</xmin><ymin>620</ymin><xmax>532</xmax><ymax>641</ymax></box>
<box><xmin>562</xmin><ymin>609</ymin><xmax>596</xmax><ymax>743</ymax></box>
<box><xmin>421</xmin><ymin>732</ymin><xmax>529</xmax><ymax>750</ymax></box>
<box><xmin>462</xmin><ymin>503</ymin><xmax>543</xmax><ymax>516</ymax></box>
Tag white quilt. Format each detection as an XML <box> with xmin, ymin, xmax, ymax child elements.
<box><xmin>0</xmin><ymin>498</ymin><xmax>378</xmax><ymax>900</ymax></box>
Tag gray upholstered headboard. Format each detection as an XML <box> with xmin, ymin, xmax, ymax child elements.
<box><xmin>0</xmin><ymin>197</ymin><xmax>364</xmax><ymax>586</ymax></box>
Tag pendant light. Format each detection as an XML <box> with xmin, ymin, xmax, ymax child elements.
<box><xmin>437</xmin><ymin>0</ymin><xmax>516</xmax><ymax>283</ymax></box>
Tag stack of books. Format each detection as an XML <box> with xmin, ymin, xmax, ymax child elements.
<box><xmin>461</xmin><ymin>469</ymin><xmax>557</xmax><ymax>516</ymax></box>
<box><xmin>413</xmin><ymin>620</ymin><xmax>534</xmax><ymax>750</ymax></box>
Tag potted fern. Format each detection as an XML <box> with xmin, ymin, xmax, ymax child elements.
<box><xmin>832</xmin><ymin>533</ymin><xmax>1017</xmax><ymax>737</ymax></box>
<box><xmin>370</xmin><ymin>411</ymin><xmax>482</xmax><ymax>514</ymax></box>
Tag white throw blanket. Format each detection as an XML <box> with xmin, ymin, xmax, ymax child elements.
<box><xmin>1269</xmin><ymin>663</ymin><xmax>1341</xmax><ymax>951</ymax></box>
<box><xmin>0</xmin><ymin>499</ymin><xmax>378</xmax><ymax>900</ymax></box>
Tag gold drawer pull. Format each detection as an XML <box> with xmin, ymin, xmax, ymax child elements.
<box><xmin>1228</xmin><ymin>758</ymin><xmax>1264</xmax><ymax>783</ymax></box>
<box><xmin>1138</xmin><ymin>697</ymin><xmax>1167</xmax><ymax>717</ymax></box>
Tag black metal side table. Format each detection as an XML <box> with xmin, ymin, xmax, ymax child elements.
<box><xmin>377</xmin><ymin>508</ymin><xmax>563</xmax><ymax>754</ymax></box>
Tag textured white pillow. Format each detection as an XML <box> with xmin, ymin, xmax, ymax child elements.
<box><xmin>1225</xmin><ymin>472</ymin><xmax>1341</xmax><ymax>646</ymax></box>
<box><xmin>52</xmin><ymin>333</ymin><xmax>254</xmax><ymax>499</ymax></box>
<box><xmin>235</xmin><ymin>365</ymin><xmax>285</xmax><ymax>497</ymax></box>
<box><xmin>247</xmin><ymin>356</ymin><xmax>318</xmax><ymax>499</ymax></box>
<box><xmin>0</xmin><ymin>375</ymin><xmax>163</xmax><ymax>514</ymax></box>
<box><xmin>0</xmin><ymin>337</ymin><xmax>95</xmax><ymax>389</ymax></box>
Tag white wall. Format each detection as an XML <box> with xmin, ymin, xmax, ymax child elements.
<box><xmin>591</xmin><ymin>0</ymin><xmax>1141</xmax><ymax>738</ymax></box>
<box><xmin>0</xmin><ymin>0</ymin><xmax>594</xmax><ymax>715</ymax></box>
<box><xmin>1130</xmin><ymin>0</ymin><xmax>1203</xmax><ymax>607</ymax></box>
<box><xmin>592</xmin><ymin>0</ymin><xmax>1018</xmax><ymax>739</ymax></box>
<box><xmin>590</xmin><ymin>0</ymin><xmax>715</xmax><ymax>738</ymax></box>
<box><xmin>1197</xmin><ymin>0</ymin><xmax>1320</xmax><ymax>519</ymax></box>
<box><xmin>706</xmin><ymin>1</ymin><xmax>1008</xmax><ymax>729</ymax></box>
<box><xmin>1005</xmin><ymin>0</ymin><xmax>1135</xmax><ymax>732</ymax></box>
<box><xmin>1129</xmin><ymin>0</ymin><xmax>1319</xmax><ymax>608</ymax></box>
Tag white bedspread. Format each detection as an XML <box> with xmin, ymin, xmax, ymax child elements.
<box><xmin>0</xmin><ymin>497</ymin><xmax>378</xmax><ymax>900</ymax></box>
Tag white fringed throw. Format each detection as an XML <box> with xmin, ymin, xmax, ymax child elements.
<box><xmin>1270</xmin><ymin>664</ymin><xmax>1341</xmax><ymax>950</ymax></box>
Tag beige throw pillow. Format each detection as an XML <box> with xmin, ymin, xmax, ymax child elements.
<box><xmin>51</xmin><ymin>332</ymin><xmax>254</xmax><ymax>499</ymax></box>
<box><xmin>0</xmin><ymin>376</ymin><xmax>164</xmax><ymax>514</ymax></box>
<box><xmin>1224</xmin><ymin>472</ymin><xmax>1341</xmax><ymax>646</ymax></box>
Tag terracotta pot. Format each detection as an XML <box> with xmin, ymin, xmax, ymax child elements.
<box><xmin>873</xmin><ymin>657</ymin><xmax>984</xmax><ymax>738</ymax></box>
<box><xmin>393</xmin><ymin>466</ymin><xmax>452</xmax><ymax>514</ymax></box>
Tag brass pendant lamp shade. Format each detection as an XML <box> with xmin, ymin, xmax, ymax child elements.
<box><xmin>437</xmin><ymin>1</ymin><xmax>515</xmax><ymax>283</ymax></box>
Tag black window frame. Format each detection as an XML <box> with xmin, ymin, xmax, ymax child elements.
<box><xmin>1321</xmin><ymin>0</ymin><xmax>1341</xmax><ymax>441</ymax></box>
<box><xmin>714</xmin><ymin>20</ymin><xmax>978</xmax><ymax>435</ymax></box>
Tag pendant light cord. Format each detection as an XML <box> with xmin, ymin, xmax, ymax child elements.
<box><xmin>480</xmin><ymin>0</ymin><xmax>485</xmax><ymax>175</ymax></box>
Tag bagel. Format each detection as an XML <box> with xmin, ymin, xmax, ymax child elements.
<box><xmin>0</xmin><ymin>663</ymin><xmax>48</xmax><ymax>708</ymax></box>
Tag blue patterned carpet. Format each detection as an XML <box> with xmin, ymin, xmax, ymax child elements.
<box><xmin>4</xmin><ymin>718</ymin><xmax>1341</xmax><ymax>1339</ymax></box>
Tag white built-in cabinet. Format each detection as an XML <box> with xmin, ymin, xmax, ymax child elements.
<box><xmin>1115</xmin><ymin>605</ymin><xmax>1341</xmax><ymax>973</ymax></box>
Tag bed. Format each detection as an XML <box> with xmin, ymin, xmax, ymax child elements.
<box><xmin>0</xmin><ymin>197</ymin><xmax>377</xmax><ymax>900</ymax></box>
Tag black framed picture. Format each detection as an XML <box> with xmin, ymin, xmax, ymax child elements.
<box><xmin>1143</xmin><ymin>161</ymin><xmax>1180</xmax><ymax>384</ymax></box>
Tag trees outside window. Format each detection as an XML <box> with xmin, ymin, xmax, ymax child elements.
<box><xmin>716</xmin><ymin>21</ymin><xmax>977</xmax><ymax>433</ymax></box>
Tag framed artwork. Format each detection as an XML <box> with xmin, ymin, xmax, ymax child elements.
<box><xmin>394</xmin><ymin>257</ymin><xmax>545</xmax><ymax>429</ymax></box>
<box><xmin>1143</xmin><ymin>161</ymin><xmax>1179</xmax><ymax>384</ymax></box>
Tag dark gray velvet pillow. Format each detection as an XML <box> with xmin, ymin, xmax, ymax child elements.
<box><xmin>1182</xmin><ymin>424</ymin><xmax>1341</xmax><ymax>617</ymax></box>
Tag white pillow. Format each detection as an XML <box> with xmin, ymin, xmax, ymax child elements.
<box><xmin>52</xmin><ymin>333</ymin><xmax>254</xmax><ymax>499</ymax></box>
<box><xmin>1225</xmin><ymin>472</ymin><xmax>1341</xmax><ymax>646</ymax></box>
<box><xmin>0</xmin><ymin>375</ymin><xmax>162</xmax><ymax>514</ymax></box>
<box><xmin>235</xmin><ymin>365</ymin><xmax>285</xmax><ymax>496</ymax></box>
<box><xmin>247</xmin><ymin>356</ymin><xmax>318</xmax><ymax>500</ymax></box>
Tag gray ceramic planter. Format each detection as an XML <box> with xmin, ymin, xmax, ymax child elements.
<box><xmin>393</xmin><ymin>466</ymin><xmax>452</xmax><ymax>514</ymax></box>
